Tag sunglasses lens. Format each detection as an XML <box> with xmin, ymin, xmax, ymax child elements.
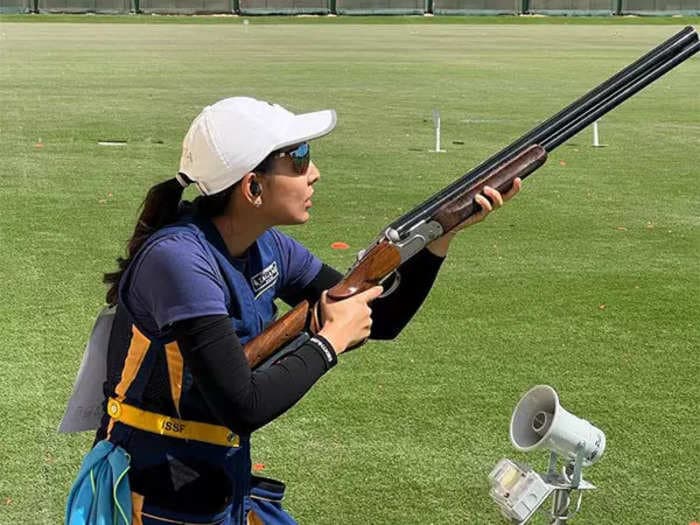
<box><xmin>290</xmin><ymin>143</ymin><xmax>310</xmax><ymax>173</ymax></box>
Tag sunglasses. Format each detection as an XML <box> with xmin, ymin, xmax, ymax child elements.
<box><xmin>275</xmin><ymin>142</ymin><xmax>310</xmax><ymax>174</ymax></box>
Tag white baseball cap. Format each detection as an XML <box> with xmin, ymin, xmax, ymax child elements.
<box><xmin>178</xmin><ymin>97</ymin><xmax>337</xmax><ymax>195</ymax></box>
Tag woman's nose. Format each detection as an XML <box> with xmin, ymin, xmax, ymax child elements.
<box><xmin>308</xmin><ymin>161</ymin><xmax>320</xmax><ymax>184</ymax></box>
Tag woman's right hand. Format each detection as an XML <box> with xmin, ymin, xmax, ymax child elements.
<box><xmin>317</xmin><ymin>286</ymin><xmax>384</xmax><ymax>354</ymax></box>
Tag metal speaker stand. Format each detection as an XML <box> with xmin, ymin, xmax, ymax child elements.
<box><xmin>543</xmin><ymin>446</ymin><xmax>596</xmax><ymax>524</ymax></box>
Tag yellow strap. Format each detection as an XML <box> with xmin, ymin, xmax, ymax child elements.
<box><xmin>107</xmin><ymin>398</ymin><xmax>239</xmax><ymax>448</ymax></box>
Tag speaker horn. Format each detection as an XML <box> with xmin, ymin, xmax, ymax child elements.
<box><xmin>509</xmin><ymin>385</ymin><xmax>606</xmax><ymax>466</ymax></box>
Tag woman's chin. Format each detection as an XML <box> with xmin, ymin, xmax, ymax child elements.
<box><xmin>279</xmin><ymin>212</ymin><xmax>310</xmax><ymax>226</ymax></box>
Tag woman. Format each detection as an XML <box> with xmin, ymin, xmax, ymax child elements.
<box><xmin>87</xmin><ymin>97</ymin><xmax>519</xmax><ymax>524</ymax></box>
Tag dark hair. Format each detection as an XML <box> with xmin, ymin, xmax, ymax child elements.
<box><xmin>104</xmin><ymin>178</ymin><xmax>184</xmax><ymax>305</ymax></box>
<box><xmin>103</xmin><ymin>154</ymin><xmax>277</xmax><ymax>305</ymax></box>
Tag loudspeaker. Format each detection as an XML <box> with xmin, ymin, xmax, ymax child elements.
<box><xmin>510</xmin><ymin>385</ymin><xmax>606</xmax><ymax>466</ymax></box>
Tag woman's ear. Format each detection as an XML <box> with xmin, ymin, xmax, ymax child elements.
<box><xmin>241</xmin><ymin>173</ymin><xmax>263</xmax><ymax>207</ymax></box>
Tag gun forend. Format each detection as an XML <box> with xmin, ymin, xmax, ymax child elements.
<box><xmin>433</xmin><ymin>145</ymin><xmax>547</xmax><ymax>233</ymax></box>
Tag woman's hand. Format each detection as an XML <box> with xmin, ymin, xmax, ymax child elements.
<box><xmin>317</xmin><ymin>286</ymin><xmax>384</xmax><ymax>354</ymax></box>
<box><xmin>427</xmin><ymin>178</ymin><xmax>522</xmax><ymax>257</ymax></box>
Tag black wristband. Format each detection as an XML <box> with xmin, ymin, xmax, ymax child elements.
<box><xmin>308</xmin><ymin>334</ymin><xmax>337</xmax><ymax>369</ymax></box>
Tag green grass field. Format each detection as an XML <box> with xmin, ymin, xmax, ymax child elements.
<box><xmin>0</xmin><ymin>18</ymin><xmax>698</xmax><ymax>524</ymax></box>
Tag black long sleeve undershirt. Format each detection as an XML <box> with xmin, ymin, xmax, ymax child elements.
<box><xmin>172</xmin><ymin>248</ymin><xmax>445</xmax><ymax>435</ymax></box>
<box><xmin>172</xmin><ymin>316</ymin><xmax>336</xmax><ymax>436</ymax></box>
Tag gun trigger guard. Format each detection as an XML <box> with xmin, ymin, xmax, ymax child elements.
<box><xmin>379</xmin><ymin>270</ymin><xmax>401</xmax><ymax>299</ymax></box>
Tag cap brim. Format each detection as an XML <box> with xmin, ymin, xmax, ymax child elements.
<box><xmin>274</xmin><ymin>109</ymin><xmax>337</xmax><ymax>151</ymax></box>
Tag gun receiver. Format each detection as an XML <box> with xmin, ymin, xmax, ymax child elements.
<box><xmin>244</xmin><ymin>27</ymin><xmax>698</xmax><ymax>369</ymax></box>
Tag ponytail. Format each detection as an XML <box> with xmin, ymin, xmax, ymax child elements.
<box><xmin>103</xmin><ymin>177</ymin><xmax>186</xmax><ymax>305</ymax></box>
<box><xmin>105</xmin><ymin>153</ymin><xmax>270</xmax><ymax>305</ymax></box>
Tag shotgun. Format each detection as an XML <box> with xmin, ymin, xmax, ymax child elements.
<box><xmin>245</xmin><ymin>27</ymin><xmax>699</xmax><ymax>369</ymax></box>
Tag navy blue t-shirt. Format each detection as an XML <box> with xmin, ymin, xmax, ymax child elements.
<box><xmin>124</xmin><ymin>227</ymin><xmax>322</xmax><ymax>339</ymax></box>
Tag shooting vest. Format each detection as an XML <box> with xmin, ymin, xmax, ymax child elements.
<box><xmin>97</xmin><ymin>215</ymin><xmax>287</xmax><ymax>523</ymax></box>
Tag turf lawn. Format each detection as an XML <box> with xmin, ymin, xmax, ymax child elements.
<box><xmin>0</xmin><ymin>18</ymin><xmax>698</xmax><ymax>525</ymax></box>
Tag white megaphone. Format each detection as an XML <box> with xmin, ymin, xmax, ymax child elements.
<box><xmin>509</xmin><ymin>385</ymin><xmax>606</xmax><ymax>466</ymax></box>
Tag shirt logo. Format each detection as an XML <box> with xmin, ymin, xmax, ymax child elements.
<box><xmin>251</xmin><ymin>262</ymin><xmax>279</xmax><ymax>298</ymax></box>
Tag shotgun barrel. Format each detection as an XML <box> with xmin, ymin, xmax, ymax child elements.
<box><xmin>541</xmin><ymin>38</ymin><xmax>700</xmax><ymax>151</ymax></box>
<box><xmin>390</xmin><ymin>26</ymin><xmax>699</xmax><ymax>237</ymax></box>
<box><xmin>425</xmin><ymin>36</ymin><xmax>700</xmax><ymax>231</ymax></box>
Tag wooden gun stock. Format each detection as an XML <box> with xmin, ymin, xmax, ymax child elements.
<box><xmin>244</xmin><ymin>300</ymin><xmax>310</xmax><ymax>369</ymax></box>
<box><xmin>327</xmin><ymin>241</ymin><xmax>402</xmax><ymax>300</ymax></box>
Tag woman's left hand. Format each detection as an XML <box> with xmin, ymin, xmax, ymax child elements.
<box><xmin>427</xmin><ymin>177</ymin><xmax>522</xmax><ymax>257</ymax></box>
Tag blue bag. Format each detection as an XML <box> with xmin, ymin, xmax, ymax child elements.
<box><xmin>65</xmin><ymin>440</ymin><xmax>132</xmax><ymax>525</ymax></box>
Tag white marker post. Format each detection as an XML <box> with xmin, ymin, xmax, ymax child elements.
<box><xmin>592</xmin><ymin>120</ymin><xmax>606</xmax><ymax>147</ymax></box>
<box><xmin>431</xmin><ymin>109</ymin><xmax>446</xmax><ymax>153</ymax></box>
